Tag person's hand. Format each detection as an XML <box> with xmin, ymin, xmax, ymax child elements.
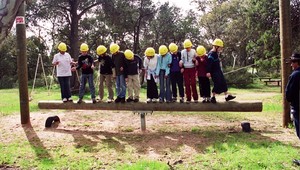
<box><xmin>125</xmin><ymin>78</ymin><xmax>128</xmax><ymax>82</ymax></box>
<box><xmin>181</xmin><ymin>68</ymin><xmax>184</xmax><ymax>73</ymax></box>
<box><xmin>206</xmin><ymin>73</ymin><xmax>211</xmax><ymax>78</ymax></box>
<box><xmin>120</xmin><ymin>67</ymin><xmax>123</xmax><ymax>71</ymax></box>
<box><xmin>71</xmin><ymin>67</ymin><xmax>76</xmax><ymax>72</ymax></box>
<box><xmin>91</xmin><ymin>65</ymin><xmax>95</xmax><ymax>69</ymax></box>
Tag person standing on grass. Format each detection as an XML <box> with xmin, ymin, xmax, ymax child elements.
<box><xmin>180</xmin><ymin>39</ymin><xmax>198</xmax><ymax>103</ymax></box>
<box><xmin>96</xmin><ymin>45</ymin><xmax>114</xmax><ymax>103</ymax></box>
<box><xmin>206</xmin><ymin>38</ymin><xmax>235</xmax><ymax>103</ymax></box>
<box><xmin>124</xmin><ymin>49</ymin><xmax>143</xmax><ymax>103</ymax></box>
<box><xmin>286</xmin><ymin>53</ymin><xmax>300</xmax><ymax>140</ymax></box>
<box><xmin>169</xmin><ymin>43</ymin><xmax>184</xmax><ymax>103</ymax></box>
<box><xmin>52</xmin><ymin>42</ymin><xmax>74</xmax><ymax>103</ymax></box>
<box><xmin>156</xmin><ymin>45</ymin><xmax>172</xmax><ymax>103</ymax></box>
<box><xmin>110</xmin><ymin>43</ymin><xmax>126</xmax><ymax>103</ymax></box>
<box><xmin>195</xmin><ymin>45</ymin><xmax>211</xmax><ymax>103</ymax></box>
<box><xmin>144</xmin><ymin>47</ymin><xmax>159</xmax><ymax>103</ymax></box>
<box><xmin>72</xmin><ymin>43</ymin><xmax>96</xmax><ymax>104</ymax></box>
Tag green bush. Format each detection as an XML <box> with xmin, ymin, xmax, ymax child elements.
<box><xmin>223</xmin><ymin>67</ymin><xmax>254</xmax><ymax>88</ymax></box>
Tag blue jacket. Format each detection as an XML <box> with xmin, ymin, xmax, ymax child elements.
<box><xmin>286</xmin><ymin>67</ymin><xmax>300</xmax><ymax>110</ymax></box>
<box><xmin>155</xmin><ymin>53</ymin><xmax>172</xmax><ymax>76</ymax></box>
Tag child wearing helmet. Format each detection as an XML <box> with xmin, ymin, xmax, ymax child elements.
<box><xmin>110</xmin><ymin>43</ymin><xmax>126</xmax><ymax>103</ymax></box>
<box><xmin>123</xmin><ymin>50</ymin><xmax>143</xmax><ymax>102</ymax></box>
<box><xmin>96</xmin><ymin>45</ymin><xmax>114</xmax><ymax>103</ymax></box>
<box><xmin>206</xmin><ymin>38</ymin><xmax>235</xmax><ymax>103</ymax></box>
<box><xmin>168</xmin><ymin>43</ymin><xmax>184</xmax><ymax>103</ymax></box>
<box><xmin>144</xmin><ymin>47</ymin><xmax>159</xmax><ymax>103</ymax></box>
<box><xmin>52</xmin><ymin>42</ymin><xmax>74</xmax><ymax>103</ymax></box>
<box><xmin>156</xmin><ymin>45</ymin><xmax>172</xmax><ymax>103</ymax></box>
<box><xmin>195</xmin><ymin>45</ymin><xmax>211</xmax><ymax>103</ymax></box>
<box><xmin>72</xmin><ymin>43</ymin><xmax>96</xmax><ymax>104</ymax></box>
<box><xmin>180</xmin><ymin>39</ymin><xmax>198</xmax><ymax>103</ymax></box>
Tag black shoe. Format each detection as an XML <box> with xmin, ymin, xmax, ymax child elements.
<box><xmin>115</xmin><ymin>97</ymin><xmax>121</xmax><ymax>103</ymax></box>
<box><xmin>293</xmin><ymin>159</ymin><xmax>300</xmax><ymax>166</ymax></box>
<box><xmin>210</xmin><ymin>97</ymin><xmax>216</xmax><ymax>104</ymax></box>
<box><xmin>206</xmin><ymin>98</ymin><xmax>211</xmax><ymax>103</ymax></box>
<box><xmin>92</xmin><ymin>98</ymin><xmax>96</xmax><ymax>104</ymax></box>
<box><xmin>172</xmin><ymin>97</ymin><xmax>177</xmax><ymax>102</ymax></box>
<box><xmin>133</xmin><ymin>98</ymin><xmax>139</xmax><ymax>102</ymax></box>
<box><xmin>225</xmin><ymin>95</ymin><xmax>236</xmax><ymax>101</ymax></box>
<box><xmin>202</xmin><ymin>99</ymin><xmax>207</xmax><ymax>103</ymax></box>
<box><xmin>179</xmin><ymin>97</ymin><xmax>184</xmax><ymax>103</ymax></box>
<box><xmin>77</xmin><ymin>98</ymin><xmax>83</xmax><ymax>104</ymax></box>
<box><xmin>120</xmin><ymin>97</ymin><xmax>126</xmax><ymax>103</ymax></box>
<box><xmin>126</xmin><ymin>98</ymin><xmax>134</xmax><ymax>102</ymax></box>
<box><xmin>159</xmin><ymin>98</ymin><xmax>164</xmax><ymax>103</ymax></box>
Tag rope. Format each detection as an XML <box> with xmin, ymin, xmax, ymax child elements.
<box><xmin>223</xmin><ymin>63</ymin><xmax>256</xmax><ymax>75</ymax></box>
<box><xmin>48</xmin><ymin>66</ymin><xmax>56</xmax><ymax>95</ymax></box>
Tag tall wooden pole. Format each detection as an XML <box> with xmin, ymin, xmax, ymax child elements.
<box><xmin>279</xmin><ymin>0</ymin><xmax>292</xmax><ymax>127</ymax></box>
<box><xmin>16</xmin><ymin>1</ymin><xmax>30</xmax><ymax>124</ymax></box>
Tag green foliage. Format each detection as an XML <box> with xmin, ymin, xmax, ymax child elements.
<box><xmin>224</xmin><ymin>67</ymin><xmax>254</xmax><ymax>88</ymax></box>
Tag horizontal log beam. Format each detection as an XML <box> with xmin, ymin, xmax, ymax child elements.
<box><xmin>38</xmin><ymin>100</ymin><xmax>263</xmax><ymax>112</ymax></box>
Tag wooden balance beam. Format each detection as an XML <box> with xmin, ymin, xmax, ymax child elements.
<box><xmin>38</xmin><ymin>100</ymin><xmax>262</xmax><ymax>112</ymax></box>
<box><xmin>39</xmin><ymin>100</ymin><xmax>262</xmax><ymax>131</ymax></box>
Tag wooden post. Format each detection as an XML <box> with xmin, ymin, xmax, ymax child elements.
<box><xmin>16</xmin><ymin>1</ymin><xmax>30</xmax><ymax>124</ymax></box>
<box><xmin>279</xmin><ymin>0</ymin><xmax>292</xmax><ymax>127</ymax></box>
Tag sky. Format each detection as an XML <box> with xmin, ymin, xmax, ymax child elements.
<box><xmin>153</xmin><ymin>0</ymin><xmax>196</xmax><ymax>12</ymax></box>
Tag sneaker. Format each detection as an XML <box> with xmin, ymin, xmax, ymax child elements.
<box><xmin>179</xmin><ymin>97</ymin><xmax>184</xmax><ymax>103</ymax></box>
<box><xmin>202</xmin><ymin>98</ymin><xmax>207</xmax><ymax>103</ymax></box>
<box><xmin>159</xmin><ymin>98</ymin><xmax>164</xmax><ymax>103</ymax></box>
<box><xmin>107</xmin><ymin>98</ymin><xmax>113</xmax><ymax>103</ymax></box>
<box><xmin>206</xmin><ymin>97</ymin><xmax>211</xmax><ymax>103</ymax></box>
<box><xmin>77</xmin><ymin>98</ymin><xmax>83</xmax><ymax>104</ymax></box>
<box><xmin>210</xmin><ymin>97</ymin><xmax>216</xmax><ymax>104</ymax></box>
<box><xmin>146</xmin><ymin>98</ymin><xmax>152</xmax><ymax>103</ymax></box>
<box><xmin>68</xmin><ymin>98</ymin><xmax>73</xmax><ymax>102</ymax></box>
<box><xmin>62</xmin><ymin>98</ymin><xmax>67</xmax><ymax>103</ymax></box>
<box><xmin>152</xmin><ymin>98</ymin><xmax>158</xmax><ymax>103</ymax></box>
<box><xmin>225</xmin><ymin>95</ymin><xmax>236</xmax><ymax>101</ymax></box>
<box><xmin>133</xmin><ymin>98</ymin><xmax>139</xmax><ymax>102</ymax></box>
<box><xmin>172</xmin><ymin>97</ymin><xmax>177</xmax><ymax>102</ymax></box>
<box><xmin>115</xmin><ymin>97</ymin><xmax>121</xmax><ymax>103</ymax></box>
<box><xmin>92</xmin><ymin>98</ymin><xmax>96</xmax><ymax>104</ymax></box>
<box><xmin>186</xmin><ymin>100</ymin><xmax>191</xmax><ymax>104</ymax></box>
<box><xmin>120</xmin><ymin>97</ymin><xmax>126</xmax><ymax>103</ymax></box>
<box><xmin>194</xmin><ymin>100</ymin><xmax>198</xmax><ymax>103</ymax></box>
<box><xmin>166</xmin><ymin>100</ymin><xmax>171</xmax><ymax>103</ymax></box>
<box><xmin>126</xmin><ymin>97</ymin><xmax>134</xmax><ymax>102</ymax></box>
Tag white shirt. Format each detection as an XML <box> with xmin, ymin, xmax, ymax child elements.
<box><xmin>52</xmin><ymin>52</ymin><xmax>73</xmax><ymax>77</ymax></box>
<box><xmin>144</xmin><ymin>54</ymin><xmax>158</xmax><ymax>71</ymax></box>
<box><xmin>181</xmin><ymin>49</ymin><xmax>197</xmax><ymax>68</ymax></box>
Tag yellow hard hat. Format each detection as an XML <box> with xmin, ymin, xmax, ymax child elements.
<box><xmin>159</xmin><ymin>45</ymin><xmax>168</xmax><ymax>56</ymax></box>
<box><xmin>183</xmin><ymin>39</ymin><xmax>193</xmax><ymax>49</ymax></box>
<box><xmin>110</xmin><ymin>43</ymin><xmax>120</xmax><ymax>54</ymax></box>
<box><xmin>168</xmin><ymin>43</ymin><xmax>178</xmax><ymax>53</ymax></box>
<box><xmin>124</xmin><ymin>49</ymin><xmax>134</xmax><ymax>60</ymax></box>
<box><xmin>196</xmin><ymin>45</ymin><xmax>207</xmax><ymax>56</ymax></box>
<box><xmin>58</xmin><ymin>42</ymin><xmax>67</xmax><ymax>52</ymax></box>
<box><xmin>212</xmin><ymin>38</ymin><xmax>224</xmax><ymax>47</ymax></box>
<box><xmin>80</xmin><ymin>43</ymin><xmax>89</xmax><ymax>52</ymax></box>
<box><xmin>145</xmin><ymin>47</ymin><xmax>155</xmax><ymax>57</ymax></box>
<box><xmin>96</xmin><ymin>45</ymin><xmax>107</xmax><ymax>55</ymax></box>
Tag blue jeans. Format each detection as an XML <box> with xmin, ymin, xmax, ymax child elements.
<box><xmin>291</xmin><ymin>108</ymin><xmax>300</xmax><ymax>140</ymax></box>
<box><xmin>79</xmin><ymin>73</ymin><xmax>95</xmax><ymax>99</ymax></box>
<box><xmin>116</xmin><ymin>74</ymin><xmax>126</xmax><ymax>98</ymax></box>
<box><xmin>58</xmin><ymin>76</ymin><xmax>71</xmax><ymax>99</ymax></box>
<box><xmin>159</xmin><ymin>70</ymin><xmax>171</xmax><ymax>101</ymax></box>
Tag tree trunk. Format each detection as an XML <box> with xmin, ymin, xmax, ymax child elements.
<box><xmin>0</xmin><ymin>0</ymin><xmax>23</xmax><ymax>43</ymax></box>
<box><xmin>279</xmin><ymin>0</ymin><xmax>292</xmax><ymax>127</ymax></box>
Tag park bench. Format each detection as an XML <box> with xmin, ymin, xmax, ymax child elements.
<box><xmin>264</xmin><ymin>79</ymin><xmax>281</xmax><ymax>86</ymax></box>
<box><xmin>39</xmin><ymin>101</ymin><xmax>263</xmax><ymax>131</ymax></box>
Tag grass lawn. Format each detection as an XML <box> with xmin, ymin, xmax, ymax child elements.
<box><xmin>1</xmin><ymin>83</ymin><xmax>299</xmax><ymax>170</ymax></box>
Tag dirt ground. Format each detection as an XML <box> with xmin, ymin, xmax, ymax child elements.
<box><xmin>1</xmin><ymin>92</ymin><xmax>299</xmax><ymax>168</ymax></box>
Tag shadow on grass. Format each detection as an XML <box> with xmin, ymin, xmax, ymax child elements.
<box><xmin>22</xmin><ymin>124</ymin><xmax>54</xmax><ymax>164</ymax></box>
<box><xmin>45</xmin><ymin>126</ymin><xmax>296</xmax><ymax>155</ymax></box>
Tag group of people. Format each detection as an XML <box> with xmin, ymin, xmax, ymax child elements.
<box><xmin>52</xmin><ymin>38</ymin><xmax>236</xmax><ymax>104</ymax></box>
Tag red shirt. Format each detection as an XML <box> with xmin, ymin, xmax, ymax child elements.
<box><xmin>196</xmin><ymin>55</ymin><xmax>208</xmax><ymax>77</ymax></box>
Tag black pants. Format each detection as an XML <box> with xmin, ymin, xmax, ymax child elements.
<box><xmin>198</xmin><ymin>76</ymin><xmax>211</xmax><ymax>98</ymax></box>
<box><xmin>147</xmin><ymin>74</ymin><xmax>158</xmax><ymax>99</ymax></box>
<box><xmin>170</xmin><ymin>71</ymin><xmax>184</xmax><ymax>98</ymax></box>
<box><xmin>58</xmin><ymin>76</ymin><xmax>71</xmax><ymax>99</ymax></box>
